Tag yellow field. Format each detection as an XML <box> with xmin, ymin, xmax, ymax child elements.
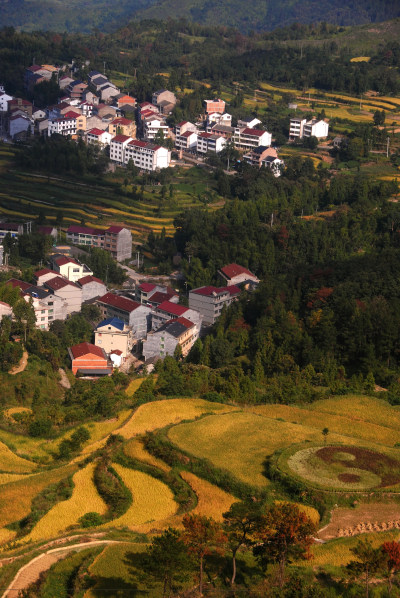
<box><xmin>125</xmin><ymin>379</ymin><xmax>145</xmax><ymax>397</ymax></box>
<box><xmin>0</xmin><ymin>529</ymin><xmax>16</xmax><ymax>545</ymax></box>
<box><xmin>85</xmin><ymin>410</ymin><xmax>133</xmax><ymax>444</ymax></box>
<box><xmin>124</xmin><ymin>438</ymin><xmax>170</xmax><ymax>472</ymax></box>
<box><xmin>103</xmin><ymin>464</ymin><xmax>177</xmax><ymax>528</ymax></box>
<box><xmin>25</xmin><ymin>462</ymin><xmax>107</xmax><ymax>542</ymax></box>
<box><xmin>168</xmin><ymin>410</ymin><xmax>400</xmax><ymax>487</ymax></box>
<box><xmin>4</xmin><ymin>407</ymin><xmax>32</xmax><ymax>420</ymax></box>
<box><xmin>308</xmin><ymin>531</ymin><xmax>400</xmax><ymax>567</ymax></box>
<box><xmin>0</xmin><ymin>472</ymin><xmax>33</xmax><ymax>486</ymax></box>
<box><xmin>0</xmin><ymin>464</ymin><xmax>78</xmax><ymax>532</ymax></box>
<box><xmin>275</xmin><ymin>501</ymin><xmax>320</xmax><ymax>526</ymax></box>
<box><xmin>180</xmin><ymin>471</ymin><xmax>236</xmax><ymax>521</ymax></box>
<box><xmin>249</xmin><ymin>403</ymin><xmax>400</xmax><ymax>446</ymax></box>
<box><xmin>0</xmin><ymin>441</ymin><xmax>37</xmax><ymax>473</ymax></box>
<box><xmin>350</xmin><ymin>56</ymin><xmax>370</xmax><ymax>62</ymax></box>
<box><xmin>309</xmin><ymin>396</ymin><xmax>400</xmax><ymax>430</ymax></box>
<box><xmin>118</xmin><ymin>398</ymin><xmax>237</xmax><ymax>439</ymax></box>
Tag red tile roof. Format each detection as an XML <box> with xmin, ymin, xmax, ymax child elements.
<box><xmin>98</xmin><ymin>292</ymin><xmax>140</xmax><ymax>313</ymax></box>
<box><xmin>54</xmin><ymin>256</ymin><xmax>80</xmax><ymax>267</ymax></box>
<box><xmin>106</xmin><ymin>225</ymin><xmax>124</xmax><ymax>234</ymax></box>
<box><xmin>6</xmin><ymin>278</ymin><xmax>31</xmax><ymax>291</ymax></box>
<box><xmin>111</xmin><ymin>134</ymin><xmax>131</xmax><ymax>143</ymax></box>
<box><xmin>191</xmin><ymin>285</ymin><xmax>241</xmax><ymax>297</ymax></box>
<box><xmin>177</xmin><ymin>121</ymin><xmax>188</xmax><ymax>126</ymax></box>
<box><xmin>88</xmin><ymin>128</ymin><xmax>106</xmax><ymax>136</ymax></box>
<box><xmin>157</xmin><ymin>301</ymin><xmax>188</xmax><ymax>316</ymax></box>
<box><xmin>220</xmin><ymin>263</ymin><xmax>254</xmax><ymax>279</ymax></box>
<box><xmin>139</xmin><ymin>283</ymin><xmax>156</xmax><ymax>292</ymax></box>
<box><xmin>63</xmin><ymin>110</ymin><xmax>80</xmax><ymax>118</ymax></box>
<box><xmin>110</xmin><ymin>349</ymin><xmax>123</xmax><ymax>355</ymax></box>
<box><xmin>148</xmin><ymin>292</ymin><xmax>171</xmax><ymax>305</ymax></box>
<box><xmin>34</xmin><ymin>268</ymin><xmax>57</xmax><ymax>277</ymax></box>
<box><xmin>78</xmin><ymin>275</ymin><xmax>104</xmax><ymax>286</ymax></box>
<box><xmin>241</xmin><ymin>128</ymin><xmax>265</xmax><ymax>136</ymax></box>
<box><xmin>70</xmin><ymin>342</ymin><xmax>106</xmax><ymax>359</ymax></box>
<box><xmin>181</xmin><ymin>131</ymin><xmax>196</xmax><ymax>138</ymax></box>
<box><xmin>111</xmin><ymin>117</ymin><xmax>133</xmax><ymax>125</ymax></box>
<box><xmin>67</xmin><ymin>225</ymin><xmax>105</xmax><ymax>235</ymax></box>
<box><xmin>45</xmin><ymin>276</ymin><xmax>78</xmax><ymax>290</ymax></box>
<box><xmin>176</xmin><ymin>316</ymin><xmax>195</xmax><ymax>329</ymax></box>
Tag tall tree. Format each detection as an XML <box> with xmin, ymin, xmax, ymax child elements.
<box><xmin>381</xmin><ymin>540</ymin><xmax>400</xmax><ymax>595</ymax></box>
<box><xmin>253</xmin><ymin>502</ymin><xmax>316</xmax><ymax>588</ymax></box>
<box><xmin>346</xmin><ymin>538</ymin><xmax>386</xmax><ymax>598</ymax></box>
<box><xmin>182</xmin><ymin>514</ymin><xmax>226</xmax><ymax>596</ymax></box>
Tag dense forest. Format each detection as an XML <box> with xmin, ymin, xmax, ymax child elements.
<box><xmin>2</xmin><ymin>19</ymin><xmax>400</xmax><ymax>101</ymax></box>
<box><xmin>0</xmin><ymin>0</ymin><xmax>399</xmax><ymax>34</ymax></box>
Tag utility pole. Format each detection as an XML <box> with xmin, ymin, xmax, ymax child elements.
<box><xmin>387</xmin><ymin>136</ymin><xmax>390</xmax><ymax>158</ymax></box>
<box><xmin>270</xmin><ymin>213</ymin><xmax>274</xmax><ymax>228</ymax></box>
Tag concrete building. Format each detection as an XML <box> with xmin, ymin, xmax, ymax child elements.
<box><xmin>123</xmin><ymin>140</ymin><xmax>171</xmax><ymax>172</ymax></box>
<box><xmin>44</xmin><ymin>277</ymin><xmax>82</xmax><ymax>315</ymax></box>
<box><xmin>94</xmin><ymin>317</ymin><xmax>133</xmax><ymax>358</ymax></box>
<box><xmin>289</xmin><ymin>117</ymin><xmax>329</xmax><ymax>141</ymax></box>
<box><xmin>78</xmin><ymin>275</ymin><xmax>107</xmax><ymax>302</ymax></box>
<box><xmin>218</xmin><ymin>263</ymin><xmax>260</xmax><ymax>287</ymax></box>
<box><xmin>68</xmin><ymin>342</ymin><xmax>112</xmax><ymax>376</ymax></box>
<box><xmin>188</xmin><ymin>285</ymin><xmax>241</xmax><ymax>326</ymax></box>
<box><xmin>233</xmin><ymin>127</ymin><xmax>272</xmax><ymax>151</ymax></box>
<box><xmin>176</xmin><ymin>130</ymin><xmax>197</xmax><ymax>151</ymax></box>
<box><xmin>0</xmin><ymin>301</ymin><xmax>12</xmax><ymax>318</ymax></box>
<box><xmin>196</xmin><ymin>133</ymin><xmax>226</xmax><ymax>154</ymax></box>
<box><xmin>204</xmin><ymin>99</ymin><xmax>226</xmax><ymax>114</ymax></box>
<box><xmin>152</xmin><ymin>89</ymin><xmax>177</xmax><ymax>109</ymax></box>
<box><xmin>143</xmin><ymin>317</ymin><xmax>197</xmax><ymax>362</ymax></box>
<box><xmin>109</xmin><ymin>117</ymin><xmax>136</xmax><ymax>139</ymax></box>
<box><xmin>135</xmin><ymin>282</ymin><xmax>178</xmax><ymax>306</ymax></box>
<box><xmin>96</xmin><ymin>293</ymin><xmax>151</xmax><ymax>338</ymax></box>
<box><xmin>109</xmin><ymin>134</ymin><xmax>133</xmax><ymax>164</ymax></box>
<box><xmin>86</xmin><ymin>128</ymin><xmax>113</xmax><ymax>147</ymax></box>
<box><xmin>104</xmin><ymin>226</ymin><xmax>132</xmax><ymax>262</ymax></box>
<box><xmin>0</xmin><ymin>222</ymin><xmax>24</xmax><ymax>240</ymax></box>
<box><xmin>151</xmin><ymin>300</ymin><xmax>202</xmax><ymax>333</ymax></box>
<box><xmin>66</xmin><ymin>225</ymin><xmax>105</xmax><ymax>248</ymax></box>
<box><xmin>243</xmin><ymin>146</ymin><xmax>284</xmax><ymax>175</ymax></box>
<box><xmin>9</xmin><ymin>114</ymin><xmax>33</xmax><ymax>139</ymax></box>
<box><xmin>50</xmin><ymin>256</ymin><xmax>92</xmax><ymax>283</ymax></box>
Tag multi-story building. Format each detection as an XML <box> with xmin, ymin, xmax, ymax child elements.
<box><xmin>68</xmin><ymin>342</ymin><xmax>112</xmax><ymax>377</ymax></box>
<box><xmin>196</xmin><ymin>132</ymin><xmax>226</xmax><ymax>154</ymax></box>
<box><xmin>86</xmin><ymin>128</ymin><xmax>113</xmax><ymax>147</ymax></box>
<box><xmin>78</xmin><ymin>275</ymin><xmax>107</xmax><ymax>302</ymax></box>
<box><xmin>109</xmin><ymin>117</ymin><xmax>136</xmax><ymax>139</ymax></box>
<box><xmin>124</xmin><ymin>140</ymin><xmax>171</xmax><ymax>172</ymax></box>
<box><xmin>142</xmin><ymin>115</ymin><xmax>169</xmax><ymax>141</ymax></box>
<box><xmin>104</xmin><ymin>226</ymin><xmax>132</xmax><ymax>261</ymax></box>
<box><xmin>175</xmin><ymin>130</ymin><xmax>198</xmax><ymax>151</ymax></box>
<box><xmin>0</xmin><ymin>222</ymin><xmax>24</xmax><ymax>240</ymax></box>
<box><xmin>218</xmin><ymin>263</ymin><xmax>260</xmax><ymax>287</ymax></box>
<box><xmin>152</xmin><ymin>89</ymin><xmax>177</xmax><ymax>113</ymax></box>
<box><xmin>109</xmin><ymin>134</ymin><xmax>133</xmax><ymax>164</ymax></box>
<box><xmin>143</xmin><ymin>317</ymin><xmax>197</xmax><ymax>361</ymax></box>
<box><xmin>66</xmin><ymin>225</ymin><xmax>131</xmax><ymax>261</ymax></box>
<box><xmin>210</xmin><ymin>124</ymin><xmax>234</xmax><ymax>140</ymax></box>
<box><xmin>188</xmin><ymin>285</ymin><xmax>241</xmax><ymax>326</ymax></box>
<box><xmin>50</xmin><ymin>255</ymin><xmax>92</xmax><ymax>283</ymax></box>
<box><xmin>44</xmin><ymin>277</ymin><xmax>82</xmax><ymax>315</ymax></box>
<box><xmin>48</xmin><ymin>113</ymin><xmax>78</xmax><ymax>137</ymax></box>
<box><xmin>289</xmin><ymin>117</ymin><xmax>329</xmax><ymax>141</ymax></box>
<box><xmin>96</xmin><ymin>293</ymin><xmax>151</xmax><ymax>338</ymax></box>
<box><xmin>204</xmin><ymin>99</ymin><xmax>226</xmax><ymax>114</ymax></box>
<box><xmin>151</xmin><ymin>300</ymin><xmax>202</xmax><ymax>333</ymax></box>
<box><xmin>135</xmin><ymin>282</ymin><xmax>178</xmax><ymax>305</ymax></box>
<box><xmin>94</xmin><ymin>317</ymin><xmax>134</xmax><ymax>358</ymax></box>
<box><xmin>243</xmin><ymin>146</ymin><xmax>283</xmax><ymax>175</ymax></box>
<box><xmin>232</xmin><ymin>127</ymin><xmax>272</xmax><ymax>151</ymax></box>
<box><xmin>175</xmin><ymin>121</ymin><xmax>197</xmax><ymax>137</ymax></box>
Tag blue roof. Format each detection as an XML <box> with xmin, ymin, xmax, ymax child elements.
<box><xmin>97</xmin><ymin>317</ymin><xmax>125</xmax><ymax>331</ymax></box>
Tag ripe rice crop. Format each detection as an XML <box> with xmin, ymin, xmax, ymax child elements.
<box><xmin>118</xmin><ymin>398</ymin><xmax>237</xmax><ymax>439</ymax></box>
<box><xmin>275</xmin><ymin>501</ymin><xmax>320</xmax><ymax>525</ymax></box>
<box><xmin>85</xmin><ymin>410</ymin><xmax>133</xmax><ymax>443</ymax></box>
<box><xmin>0</xmin><ymin>529</ymin><xmax>16</xmax><ymax>545</ymax></box>
<box><xmin>309</xmin><ymin>396</ymin><xmax>400</xmax><ymax>431</ymax></box>
<box><xmin>25</xmin><ymin>462</ymin><xmax>107</xmax><ymax>542</ymax></box>
<box><xmin>4</xmin><ymin>407</ymin><xmax>32</xmax><ymax>420</ymax></box>
<box><xmin>0</xmin><ymin>473</ymin><xmax>33</xmax><ymax>486</ymax></box>
<box><xmin>124</xmin><ymin>438</ymin><xmax>170</xmax><ymax>472</ymax></box>
<box><xmin>180</xmin><ymin>471</ymin><xmax>236</xmax><ymax>521</ymax></box>
<box><xmin>125</xmin><ymin>379</ymin><xmax>145</xmax><ymax>397</ymax></box>
<box><xmin>0</xmin><ymin>464</ymin><xmax>77</xmax><ymax>531</ymax></box>
<box><xmin>0</xmin><ymin>441</ymin><xmax>37</xmax><ymax>473</ymax></box>
<box><xmin>102</xmin><ymin>464</ymin><xmax>177</xmax><ymax>528</ymax></box>
<box><xmin>350</xmin><ymin>56</ymin><xmax>371</xmax><ymax>62</ymax></box>
<box><xmin>249</xmin><ymin>404</ymin><xmax>400</xmax><ymax>446</ymax></box>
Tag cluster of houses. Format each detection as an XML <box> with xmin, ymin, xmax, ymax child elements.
<box><xmin>0</xmin><ymin>222</ymin><xmax>132</xmax><ymax>263</ymax></box>
<box><xmin>1</xmin><ymin>261</ymin><xmax>259</xmax><ymax>376</ymax></box>
<box><xmin>1</xmin><ymin>61</ymin><xmax>330</xmax><ymax>174</ymax></box>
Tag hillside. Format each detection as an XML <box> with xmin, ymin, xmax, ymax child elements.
<box><xmin>0</xmin><ymin>0</ymin><xmax>399</xmax><ymax>34</ymax></box>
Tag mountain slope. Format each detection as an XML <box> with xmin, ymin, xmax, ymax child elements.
<box><xmin>0</xmin><ymin>0</ymin><xmax>399</xmax><ymax>33</ymax></box>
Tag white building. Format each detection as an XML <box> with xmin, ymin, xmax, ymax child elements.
<box><xmin>0</xmin><ymin>92</ymin><xmax>13</xmax><ymax>112</ymax></box>
<box><xmin>142</xmin><ymin>115</ymin><xmax>169</xmax><ymax>141</ymax></box>
<box><xmin>188</xmin><ymin>285</ymin><xmax>241</xmax><ymax>326</ymax></box>
<box><xmin>109</xmin><ymin>134</ymin><xmax>133</xmax><ymax>164</ymax></box>
<box><xmin>175</xmin><ymin>130</ymin><xmax>198</xmax><ymax>151</ymax></box>
<box><xmin>9</xmin><ymin>114</ymin><xmax>33</xmax><ymax>139</ymax></box>
<box><xmin>197</xmin><ymin>132</ymin><xmax>226</xmax><ymax>154</ymax></box>
<box><xmin>232</xmin><ymin>127</ymin><xmax>272</xmax><ymax>151</ymax></box>
<box><xmin>48</xmin><ymin>114</ymin><xmax>77</xmax><ymax>137</ymax></box>
<box><xmin>124</xmin><ymin>140</ymin><xmax>171</xmax><ymax>171</ymax></box>
<box><xmin>289</xmin><ymin>117</ymin><xmax>329</xmax><ymax>141</ymax></box>
<box><xmin>86</xmin><ymin>128</ymin><xmax>113</xmax><ymax>147</ymax></box>
<box><xmin>206</xmin><ymin>113</ymin><xmax>232</xmax><ymax>129</ymax></box>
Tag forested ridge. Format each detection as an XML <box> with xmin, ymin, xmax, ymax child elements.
<box><xmin>1</xmin><ymin>0</ymin><xmax>399</xmax><ymax>34</ymax></box>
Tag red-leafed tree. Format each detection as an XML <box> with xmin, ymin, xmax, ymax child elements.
<box><xmin>253</xmin><ymin>502</ymin><xmax>316</xmax><ymax>588</ymax></box>
<box><xmin>381</xmin><ymin>540</ymin><xmax>400</xmax><ymax>594</ymax></box>
<box><xmin>182</xmin><ymin>513</ymin><xmax>227</xmax><ymax>596</ymax></box>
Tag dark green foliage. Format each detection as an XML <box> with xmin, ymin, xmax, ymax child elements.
<box><xmin>63</xmin><ymin>377</ymin><xmax>127</xmax><ymax>424</ymax></box>
<box><xmin>28</xmin><ymin>418</ymin><xmax>53</xmax><ymax>438</ymax></box>
<box><xmin>13</xmin><ymin>475</ymin><xmax>74</xmax><ymax>537</ymax></box>
<box><xmin>78</xmin><ymin>511</ymin><xmax>104</xmax><ymax>527</ymax></box>
<box><xmin>93</xmin><ymin>459</ymin><xmax>132</xmax><ymax>520</ymax></box>
<box><xmin>83</xmin><ymin>248</ymin><xmax>127</xmax><ymax>285</ymax></box>
<box><xmin>57</xmin><ymin>426</ymin><xmax>90</xmax><ymax>459</ymax></box>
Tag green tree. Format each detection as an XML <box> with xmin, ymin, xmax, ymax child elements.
<box><xmin>142</xmin><ymin>528</ymin><xmax>193</xmax><ymax>597</ymax></box>
<box><xmin>346</xmin><ymin>538</ymin><xmax>386</xmax><ymax>598</ymax></box>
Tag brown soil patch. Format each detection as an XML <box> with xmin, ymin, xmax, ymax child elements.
<box><xmin>316</xmin><ymin>446</ymin><xmax>400</xmax><ymax>488</ymax></box>
<box><xmin>338</xmin><ymin>473</ymin><xmax>361</xmax><ymax>483</ymax></box>
<box><xmin>318</xmin><ymin>503</ymin><xmax>400</xmax><ymax>541</ymax></box>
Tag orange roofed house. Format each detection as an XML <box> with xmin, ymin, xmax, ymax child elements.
<box><xmin>68</xmin><ymin>342</ymin><xmax>112</xmax><ymax>377</ymax></box>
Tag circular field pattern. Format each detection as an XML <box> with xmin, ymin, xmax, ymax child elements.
<box><xmin>287</xmin><ymin>445</ymin><xmax>400</xmax><ymax>490</ymax></box>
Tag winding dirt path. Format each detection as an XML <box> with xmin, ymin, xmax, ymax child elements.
<box><xmin>1</xmin><ymin>540</ymin><xmax>119</xmax><ymax>598</ymax></box>
<box><xmin>58</xmin><ymin>368</ymin><xmax>71</xmax><ymax>389</ymax></box>
<box><xmin>9</xmin><ymin>351</ymin><xmax>28</xmax><ymax>376</ymax></box>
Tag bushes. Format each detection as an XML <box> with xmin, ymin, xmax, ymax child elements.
<box><xmin>93</xmin><ymin>459</ymin><xmax>132</xmax><ymax>520</ymax></box>
<box><xmin>57</xmin><ymin>427</ymin><xmax>90</xmax><ymax>460</ymax></box>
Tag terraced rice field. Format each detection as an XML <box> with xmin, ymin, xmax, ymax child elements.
<box><xmin>124</xmin><ymin>438</ymin><xmax>171</xmax><ymax>472</ymax></box>
<box><xmin>103</xmin><ymin>464</ymin><xmax>177</xmax><ymax>528</ymax></box>
<box><xmin>0</xmin><ymin>441</ymin><xmax>37</xmax><ymax>473</ymax></box>
<box><xmin>118</xmin><ymin>398</ymin><xmax>237</xmax><ymax>439</ymax></box>
<box><xmin>180</xmin><ymin>471</ymin><xmax>236</xmax><ymax>520</ymax></box>
<box><xmin>25</xmin><ymin>462</ymin><xmax>107</xmax><ymax>542</ymax></box>
<box><xmin>125</xmin><ymin>378</ymin><xmax>145</xmax><ymax>397</ymax></box>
